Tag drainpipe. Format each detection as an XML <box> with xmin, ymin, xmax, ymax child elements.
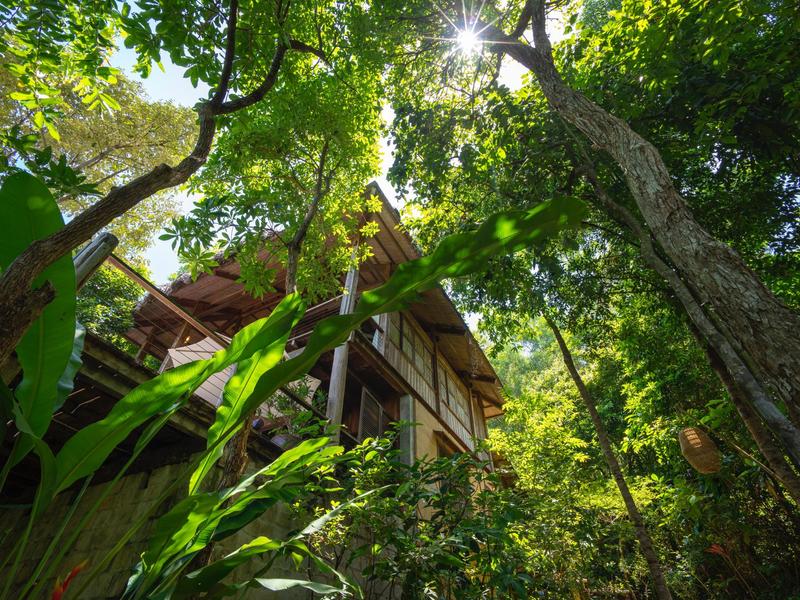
<box><xmin>75</xmin><ymin>232</ymin><xmax>118</xmax><ymax>289</ymax></box>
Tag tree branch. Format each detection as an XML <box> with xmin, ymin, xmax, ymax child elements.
<box><xmin>209</xmin><ymin>0</ymin><xmax>239</xmax><ymax>108</ymax></box>
<box><xmin>510</xmin><ymin>0</ymin><xmax>535</xmax><ymax>38</ymax></box>
<box><xmin>217</xmin><ymin>43</ymin><xmax>288</xmax><ymax>114</ymax></box>
<box><xmin>289</xmin><ymin>39</ymin><xmax>328</xmax><ymax>64</ymax></box>
<box><xmin>290</xmin><ymin>139</ymin><xmax>330</xmax><ymax>249</ymax></box>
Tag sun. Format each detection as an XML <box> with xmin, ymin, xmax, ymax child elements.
<box><xmin>456</xmin><ymin>29</ymin><xmax>481</xmax><ymax>55</ymax></box>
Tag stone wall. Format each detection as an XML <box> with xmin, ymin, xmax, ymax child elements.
<box><xmin>1</xmin><ymin>458</ymin><xmax>326</xmax><ymax>599</ymax></box>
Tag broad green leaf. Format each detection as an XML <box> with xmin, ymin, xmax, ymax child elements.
<box><xmin>52</xmin><ymin>293</ymin><xmax>306</xmax><ymax>496</ymax></box>
<box><xmin>10</xmin><ymin>403</ymin><xmax>57</xmax><ymax>519</ymax></box>
<box><xmin>211</xmin><ymin>439</ymin><xmax>340</xmax><ymax>541</ymax></box>
<box><xmin>127</xmin><ymin>438</ymin><xmax>337</xmax><ymax>599</ymax></box>
<box><xmin>0</xmin><ymin>172</ymin><xmax>76</xmax><ymax>467</ymax></box>
<box><xmin>174</xmin><ymin>489</ymin><xmax>380</xmax><ymax>599</ymax></box>
<box><xmin>251</xmin><ymin>578</ymin><xmax>342</xmax><ymax>594</ymax></box>
<box><xmin>126</xmin><ymin>492</ymin><xmax>223</xmax><ymax>598</ymax></box>
<box><xmin>189</xmin><ymin>296</ymin><xmax>305</xmax><ymax>492</ymax></box>
<box><xmin>55</xmin><ymin>196</ymin><xmax>581</xmax><ymax>501</ymax></box>
<box><xmin>54</xmin><ymin>323</ymin><xmax>86</xmax><ymax>411</ymax></box>
<box><xmin>173</xmin><ymin>536</ymin><xmax>283</xmax><ymax>599</ymax></box>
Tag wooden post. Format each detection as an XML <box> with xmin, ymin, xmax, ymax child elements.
<box><xmin>326</xmin><ymin>255</ymin><xmax>360</xmax><ymax>442</ymax></box>
<box><xmin>466</xmin><ymin>382</ymin><xmax>476</xmax><ymax>437</ymax></box>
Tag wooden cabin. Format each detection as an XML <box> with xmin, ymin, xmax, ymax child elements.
<box><xmin>125</xmin><ymin>182</ymin><xmax>504</xmax><ymax>463</ymax></box>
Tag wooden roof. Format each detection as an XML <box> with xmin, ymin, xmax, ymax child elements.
<box><xmin>126</xmin><ymin>182</ymin><xmax>504</xmax><ymax>418</ymax></box>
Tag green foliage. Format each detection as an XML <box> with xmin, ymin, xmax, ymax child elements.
<box><xmin>299</xmin><ymin>434</ymin><xmax>538</xmax><ymax>599</ymax></box>
<box><xmin>163</xmin><ymin>44</ymin><xmax>383</xmax><ymax>298</ymax></box>
<box><xmin>189</xmin><ymin>296</ymin><xmax>305</xmax><ymax>492</ymax></box>
<box><xmin>53</xmin><ymin>293</ymin><xmax>306</xmax><ymax>499</ymax></box>
<box><xmin>125</xmin><ymin>438</ymin><xmax>354</xmax><ymax>599</ymax></box>
<box><xmin>485</xmin><ymin>305</ymin><xmax>800</xmax><ymax>598</ymax></box>
<box><xmin>0</xmin><ymin>173</ymin><xmax>78</xmax><ymax>469</ymax></box>
<box><xmin>0</xmin><ymin>0</ymin><xmax>121</xmax><ymax>132</ymax></box>
<box><xmin>563</xmin><ymin>0</ymin><xmax>800</xmax><ymax>301</ymax></box>
<box><xmin>0</xmin><ymin>67</ymin><xmax>198</xmax><ymax>254</ymax></box>
<box><xmin>76</xmin><ymin>264</ymin><xmax>143</xmax><ymax>349</ymax></box>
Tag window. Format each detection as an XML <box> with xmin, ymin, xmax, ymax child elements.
<box><xmin>438</xmin><ymin>360</ymin><xmax>472</xmax><ymax>432</ymax></box>
<box><xmin>388</xmin><ymin>313</ymin><xmax>400</xmax><ymax>345</ymax></box>
<box><xmin>371</xmin><ymin>314</ymin><xmax>387</xmax><ymax>350</ymax></box>
<box><xmin>392</xmin><ymin>313</ymin><xmax>434</xmax><ymax>382</ymax></box>
<box><xmin>359</xmin><ymin>388</ymin><xmax>386</xmax><ymax>440</ymax></box>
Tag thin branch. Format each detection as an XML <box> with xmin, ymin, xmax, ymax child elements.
<box><xmin>510</xmin><ymin>0</ymin><xmax>535</xmax><ymax>38</ymax></box>
<box><xmin>209</xmin><ymin>0</ymin><xmax>239</xmax><ymax>108</ymax></box>
<box><xmin>217</xmin><ymin>43</ymin><xmax>288</xmax><ymax>114</ymax></box>
<box><xmin>289</xmin><ymin>39</ymin><xmax>328</xmax><ymax>64</ymax></box>
<box><xmin>290</xmin><ymin>139</ymin><xmax>330</xmax><ymax>249</ymax></box>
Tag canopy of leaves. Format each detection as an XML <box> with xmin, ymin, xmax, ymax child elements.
<box><xmin>164</xmin><ymin>42</ymin><xmax>383</xmax><ymax>298</ymax></box>
<box><xmin>1</xmin><ymin>70</ymin><xmax>197</xmax><ymax>255</ymax></box>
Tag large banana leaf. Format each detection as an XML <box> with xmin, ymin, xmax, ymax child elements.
<box><xmin>172</xmin><ymin>488</ymin><xmax>381</xmax><ymax>599</ymax></box>
<box><xmin>189</xmin><ymin>304</ymin><xmax>304</xmax><ymax>493</ymax></box>
<box><xmin>0</xmin><ymin>172</ymin><xmax>77</xmax><ymax>467</ymax></box>
<box><xmin>125</xmin><ymin>438</ymin><xmax>339</xmax><ymax>599</ymax></box>
<box><xmin>54</xmin><ymin>197</ymin><xmax>581</xmax><ymax>502</ymax></box>
<box><xmin>51</xmin><ymin>293</ymin><xmax>306</xmax><ymax>498</ymax></box>
<box><xmin>54</xmin><ymin>323</ymin><xmax>85</xmax><ymax>412</ymax></box>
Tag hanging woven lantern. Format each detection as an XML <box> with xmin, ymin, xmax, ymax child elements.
<box><xmin>679</xmin><ymin>427</ymin><xmax>721</xmax><ymax>474</ymax></box>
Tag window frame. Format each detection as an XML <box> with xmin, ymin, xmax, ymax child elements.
<box><xmin>437</xmin><ymin>358</ymin><xmax>472</xmax><ymax>433</ymax></box>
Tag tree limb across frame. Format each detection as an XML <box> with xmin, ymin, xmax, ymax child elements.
<box><xmin>0</xmin><ymin>0</ymin><xmax>321</xmax><ymax>364</ymax></box>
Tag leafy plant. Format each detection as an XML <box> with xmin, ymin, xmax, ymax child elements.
<box><xmin>299</xmin><ymin>433</ymin><xmax>538</xmax><ymax>599</ymax></box>
<box><xmin>0</xmin><ymin>173</ymin><xmax>81</xmax><ymax>481</ymax></box>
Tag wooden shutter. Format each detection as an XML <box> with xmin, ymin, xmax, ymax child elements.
<box><xmin>359</xmin><ymin>388</ymin><xmax>383</xmax><ymax>440</ymax></box>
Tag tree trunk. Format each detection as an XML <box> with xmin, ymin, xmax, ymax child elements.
<box><xmin>546</xmin><ymin>317</ymin><xmax>674</xmax><ymax>600</ymax></box>
<box><xmin>576</xmin><ymin>163</ymin><xmax>800</xmax><ymax>468</ymax></box>
<box><xmin>285</xmin><ymin>246</ymin><xmax>300</xmax><ymax>295</ymax></box>
<box><xmin>0</xmin><ymin>23</ymin><xmax>292</xmax><ymax>365</ymax></box>
<box><xmin>481</xmin><ymin>1</ymin><xmax>800</xmax><ymax>423</ymax></box>
<box><xmin>692</xmin><ymin>326</ymin><xmax>800</xmax><ymax>505</ymax></box>
<box><xmin>206</xmin><ymin>145</ymin><xmax>329</xmax><ymax>550</ymax></box>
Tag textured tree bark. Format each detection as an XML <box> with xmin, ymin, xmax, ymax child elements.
<box><xmin>546</xmin><ymin>317</ymin><xmax>673</xmax><ymax>600</ymax></box>
<box><xmin>480</xmin><ymin>0</ymin><xmax>800</xmax><ymax>424</ymax></box>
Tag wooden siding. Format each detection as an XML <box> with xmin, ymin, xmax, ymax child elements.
<box><xmin>384</xmin><ymin>339</ymin><xmax>437</xmax><ymax>409</ymax></box>
<box><xmin>382</xmin><ymin>312</ymin><xmax>478</xmax><ymax>451</ymax></box>
<box><xmin>440</xmin><ymin>403</ymin><xmax>474</xmax><ymax>450</ymax></box>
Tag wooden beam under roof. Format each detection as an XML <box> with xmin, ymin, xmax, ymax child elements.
<box><xmin>109</xmin><ymin>254</ymin><xmax>227</xmax><ymax>347</ymax></box>
<box><xmin>458</xmin><ymin>371</ymin><xmax>498</xmax><ymax>385</ymax></box>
